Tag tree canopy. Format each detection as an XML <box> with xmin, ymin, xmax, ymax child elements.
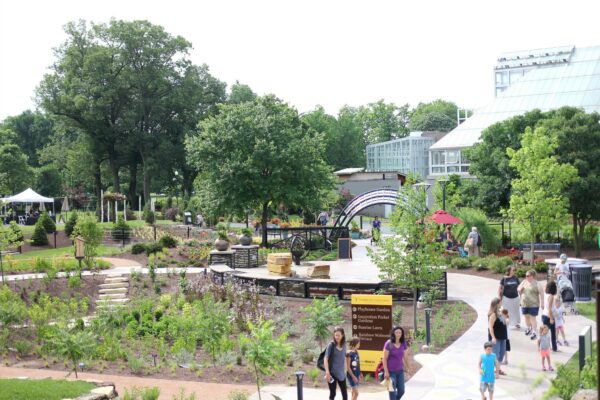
<box><xmin>409</xmin><ymin>99</ymin><xmax>459</xmax><ymax>132</ymax></box>
<box><xmin>186</xmin><ymin>95</ymin><xmax>334</xmax><ymax>246</ymax></box>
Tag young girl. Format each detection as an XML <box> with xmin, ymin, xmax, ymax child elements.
<box><xmin>554</xmin><ymin>296</ymin><xmax>568</xmax><ymax>346</ymax></box>
<box><xmin>538</xmin><ymin>325</ymin><xmax>553</xmax><ymax>371</ymax></box>
<box><xmin>346</xmin><ymin>337</ymin><xmax>362</xmax><ymax>400</ymax></box>
<box><xmin>501</xmin><ymin>309</ymin><xmax>511</xmax><ymax>365</ymax></box>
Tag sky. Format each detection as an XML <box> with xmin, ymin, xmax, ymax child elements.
<box><xmin>1</xmin><ymin>0</ymin><xmax>599</xmax><ymax>121</ymax></box>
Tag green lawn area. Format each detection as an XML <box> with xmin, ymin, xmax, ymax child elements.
<box><xmin>10</xmin><ymin>245</ymin><xmax>126</xmax><ymax>260</ymax></box>
<box><xmin>563</xmin><ymin>341</ymin><xmax>597</xmax><ymax>370</ymax></box>
<box><xmin>0</xmin><ymin>379</ymin><xmax>94</xmax><ymax>400</ymax></box>
<box><xmin>577</xmin><ymin>302</ymin><xmax>597</xmax><ymax>321</ymax></box>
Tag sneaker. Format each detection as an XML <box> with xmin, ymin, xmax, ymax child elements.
<box><xmin>542</xmin><ymin>367</ymin><xmax>547</xmax><ymax>371</ymax></box>
<box><xmin>557</xmin><ymin>340</ymin><xmax>563</xmax><ymax>346</ymax></box>
<box><xmin>525</xmin><ymin>328</ymin><xmax>532</xmax><ymax>336</ymax></box>
<box><xmin>530</xmin><ymin>333</ymin><xmax>537</xmax><ymax>340</ymax></box>
<box><xmin>549</xmin><ymin>366</ymin><xmax>554</xmax><ymax>372</ymax></box>
<box><xmin>515</xmin><ymin>324</ymin><xmax>521</xmax><ymax>329</ymax></box>
<box><xmin>564</xmin><ymin>340</ymin><xmax>569</xmax><ymax>346</ymax></box>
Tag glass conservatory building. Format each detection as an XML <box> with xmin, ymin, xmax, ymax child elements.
<box><xmin>366</xmin><ymin>133</ymin><xmax>434</xmax><ymax>179</ymax></box>
<box><xmin>429</xmin><ymin>45</ymin><xmax>600</xmax><ymax>177</ymax></box>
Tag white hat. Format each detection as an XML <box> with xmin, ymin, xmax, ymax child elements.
<box><xmin>560</xmin><ymin>253</ymin><xmax>567</xmax><ymax>260</ymax></box>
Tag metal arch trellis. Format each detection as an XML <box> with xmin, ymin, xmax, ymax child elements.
<box><xmin>333</xmin><ymin>189</ymin><xmax>406</xmax><ymax>229</ymax></box>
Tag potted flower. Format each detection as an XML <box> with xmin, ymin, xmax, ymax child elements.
<box><xmin>214</xmin><ymin>228</ymin><xmax>230</xmax><ymax>251</ymax></box>
<box><xmin>239</xmin><ymin>227</ymin><xmax>253</xmax><ymax>246</ymax></box>
<box><xmin>350</xmin><ymin>221</ymin><xmax>361</xmax><ymax>239</ymax></box>
<box><xmin>279</xmin><ymin>221</ymin><xmax>291</xmax><ymax>239</ymax></box>
<box><xmin>269</xmin><ymin>217</ymin><xmax>281</xmax><ymax>227</ymax></box>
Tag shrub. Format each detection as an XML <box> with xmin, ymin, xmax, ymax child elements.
<box><xmin>112</xmin><ymin>218</ymin><xmax>131</xmax><ymax>240</ymax></box>
<box><xmin>450</xmin><ymin>257</ymin><xmax>470</xmax><ymax>269</ymax></box>
<box><xmin>143</xmin><ymin>204</ymin><xmax>155</xmax><ymax>225</ymax></box>
<box><xmin>228</xmin><ymin>391</ymin><xmax>249</xmax><ymax>400</ymax></box>
<box><xmin>8</xmin><ymin>221</ymin><xmax>24</xmax><ymax>245</ymax></box>
<box><xmin>65</xmin><ymin>212</ymin><xmax>78</xmax><ymax>237</ymax></box>
<box><xmin>39</xmin><ymin>212</ymin><xmax>56</xmax><ymax>233</ymax></box>
<box><xmin>127</xmin><ymin>355</ymin><xmax>146</xmax><ymax>375</ymax></box>
<box><xmin>164</xmin><ymin>207</ymin><xmax>180</xmax><ymax>222</ymax></box>
<box><xmin>131</xmin><ymin>243</ymin><xmax>147</xmax><ymax>255</ymax></box>
<box><xmin>159</xmin><ymin>235</ymin><xmax>178</xmax><ymax>248</ymax></box>
<box><xmin>455</xmin><ymin>208</ymin><xmax>501</xmax><ymax>254</ymax></box>
<box><xmin>31</xmin><ymin>220</ymin><xmax>49</xmax><ymax>246</ymax></box>
<box><xmin>514</xmin><ymin>268</ymin><xmax>527</xmax><ymax>278</ymax></box>
<box><xmin>145</xmin><ymin>243</ymin><xmax>164</xmax><ymax>256</ymax></box>
<box><xmin>534</xmin><ymin>262</ymin><xmax>548</xmax><ymax>273</ymax></box>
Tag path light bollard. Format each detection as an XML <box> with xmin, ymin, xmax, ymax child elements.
<box><xmin>295</xmin><ymin>370</ymin><xmax>305</xmax><ymax>400</ymax></box>
<box><xmin>424</xmin><ymin>308</ymin><xmax>432</xmax><ymax>348</ymax></box>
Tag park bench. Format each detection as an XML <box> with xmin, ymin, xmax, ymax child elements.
<box><xmin>521</xmin><ymin>243</ymin><xmax>561</xmax><ymax>261</ymax></box>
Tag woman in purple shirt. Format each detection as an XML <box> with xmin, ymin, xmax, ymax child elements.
<box><xmin>383</xmin><ymin>326</ymin><xmax>412</xmax><ymax>400</ymax></box>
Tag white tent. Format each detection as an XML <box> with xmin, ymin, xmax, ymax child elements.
<box><xmin>3</xmin><ymin>188</ymin><xmax>53</xmax><ymax>203</ymax></box>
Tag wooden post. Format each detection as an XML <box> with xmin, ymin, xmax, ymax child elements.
<box><xmin>100</xmin><ymin>190</ymin><xmax>104</xmax><ymax>223</ymax></box>
<box><xmin>124</xmin><ymin>199</ymin><xmax>127</xmax><ymax>222</ymax></box>
<box><xmin>114</xmin><ymin>200</ymin><xmax>118</xmax><ymax>222</ymax></box>
<box><xmin>139</xmin><ymin>196</ymin><xmax>142</xmax><ymax>220</ymax></box>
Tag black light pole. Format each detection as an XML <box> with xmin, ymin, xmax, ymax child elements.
<box><xmin>295</xmin><ymin>370</ymin><xmax>305</xmax><ymax>400</ymax></box>
<box><xmin>438</xmin><ymin>178</ymin><xmax>449</xmax><ymax>211</ymax></box>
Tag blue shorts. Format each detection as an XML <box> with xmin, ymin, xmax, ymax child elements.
<box><xmin>522</xmin><ymin>307</ymin><xmax>539</xmax><ymax>316</ymax></box>
<box><xmin>480</xmin><ymin>381</ymin><xmax>494</xmax><ymax>393</ymax></box>
<box><xmin>347</xmin><ymin>374</ymin><xmax>360</xmax><ymax>388</ymax></box>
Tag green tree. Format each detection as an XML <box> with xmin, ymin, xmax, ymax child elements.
<box><xmin>38</xmin><ymin>212</ymin><xmax>56</xmax><ymax>234</ymax></box>
<box><xmin>1</xmin><ymin>110</ymin><xmax>55</xmax><ymax>167</ymax></box>
<box><xmin>356</xmin><ymin>100</ymin><xmax>410</xmax><ymax>145</ymax></box>
<box><xmin>35</xmin><ymin>165</ymin><xmax>63</xmax><ymax>197</ymax></box>
<box><xmin>0</xmin><ymin>128</ymin><xmax>33</xmax><ymax>194</ymax></box>
<box><xmin>507</xmin><ymin>126</ymin><xmax>578</xmax><ymax>254</ymax></box>
<box><xmin>538</xmin><ymin>108</ymin><xmax>600</xmax><ymax>256</ymax></box>
<box><xmin>409</xmin><ymin>99</ymin><xmax>459</xmax><ymax>133</ymax></box>
<box><xmin>196</xmin><ymin>294</ymin><xmax>232</xmax><ymax>363</ymax></box>
<box><xmin>31</xmin><ymin>220</ymin><xmax>49</xmax><ymax>246</ymax></box>
<box><xmin>229</xmin><ymin>81</ymin><xmax>257</xmax><ymax>104</ymax></box>
<box><xmin>0</xmin><ymin>225</ymin><xmax>24</xmax><ymax>283</ymax></box>
<box><xmin>187</xmin><ymin>95</ymin><xmax>334</xmax><ymax>247</ymax></box>
<box><xmin>65</xmin><ymin>212</ymin><xmax>79</xmax><ymax>237</ymax></box>
<box><xmin>73</xmin><ymin>215</ymin><xmax>104</xmax><ymax>272</ymax></box>
<box><xmin>368</xmin><ymin>184</ymin><xmax>444</xmax><ymax>334</ymax></box>
<box><xmin>49</xmin><ymin>327</ymin><xmax>97</xmax><ymax>378</ymax></box>
<box><xmin>302</xmin><ymin>296</ymin><xmax>344</xmax><ymax>350</ymax></box>
<box><xmin>240</xmin><ymin>318</ymin><xmax>292</xmax><ymax>400</ymax></box>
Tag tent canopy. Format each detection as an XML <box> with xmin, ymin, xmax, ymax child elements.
<box><xmin>3</xmin><ymin>188</ymin><xmax>54</xmax><ymax>203</ymax></box>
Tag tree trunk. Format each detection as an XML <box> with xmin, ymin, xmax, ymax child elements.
<box><xmin>128</xmin><ymin>162</ymin><xmax>138</xmax><ymax>205</ymax></box>
<box><xmin>93</xmin><ymin>161</ymin><xmax>102</xmax><ymax>203</ymax></box>
<box><xmin>140</xmin><ymin>152</ymin><xmax>150</xmax><ymax>207</ymax></box>
<box><xmin>262</xmin><ymin>202</ymin><xmax>269</xmax><ymax>248</ymax></box>
<box><xmin>254</xmin><ymin>361</ymin><xmax>262</xmax><ymax>400</ymax></box>
<box><xmin>108</xmin><ymin>156</ymin><xmax>120</xmax><ymax>193</ymax></box>
<box><xmin>572</xmin><ymin>214</ymin><xmax>587</xmax><ymax>258</ymax></box>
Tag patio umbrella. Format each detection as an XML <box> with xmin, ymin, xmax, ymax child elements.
<box><xmin>430</xmin><ymin>209</ymin><xmax>462</xmax><ymax>225</ymax></box>
<box><xmin>61</xmin><ymin>196</ymin><xmax>70</xmax><ymax>212</ymax></box>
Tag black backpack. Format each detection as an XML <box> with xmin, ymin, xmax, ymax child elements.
<box><xmin>317</xmin><ymin>342</ymin><xmax>334</xmax><ymax>371</ymax></box>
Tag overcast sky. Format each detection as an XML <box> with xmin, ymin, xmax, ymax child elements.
<box><xmin>1</xmin><ymin>0</ymin><xmax>599</xmax><ymax>121</ymax></box>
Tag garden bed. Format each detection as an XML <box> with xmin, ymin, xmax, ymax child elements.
<box><xmin>1</xmin><ymin>273</ymin><xmax>476</xmax><ymax>390</ymax></box>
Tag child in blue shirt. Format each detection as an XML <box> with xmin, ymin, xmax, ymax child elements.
<box><xmin>346</xmin><ymin>337</ymin><xmax>362</xmax><ymax>400</ymax></box>
<box><xmin>479</xmin><ymin>341</ymin><xmax>499</xmax><ymax>400</ymax></box>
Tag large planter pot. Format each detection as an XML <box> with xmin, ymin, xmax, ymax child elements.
<box><xmin>239</xmin><ymin>235</ymin><xmax>252</xmax><ymax>246</ymax></box>
<box><xmin>214</xmin><ymin>239</ymin><xmax>229</xmax><ymax>251</ymax></box>
<box><xmin>350</xmin><ymin>231</ymin><xmax>361</xmax><ymax>240</ymax></box>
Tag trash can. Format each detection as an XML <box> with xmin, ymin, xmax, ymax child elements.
<box><xmin>183</xmin><ymin>212</ymin><xmax>192</xmax><ymax>225</ymax></box>
<box><xmin>570</xmin><ymin>263</ymin><xmax>592</xmax><ymax>301</ymax></box>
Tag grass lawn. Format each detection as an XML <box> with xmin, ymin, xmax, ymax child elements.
<box><xmin>0</xmin><ymin>379</ymin><xmax>94</xmax><ymax>400</ymax></box>
<box><xmin>563</xmin><ymin>341</ymin><xmax>597</xmax><ymax>370</ymax></box>
<box><xmin>576</xmin><ymin>302</ymin><xmax>597</xmax><ymax>321</ymax></box>
<box><xmin>10</xmin><ymin>245</ymin><xmax>125</xmax><ymax>260</ymax></box>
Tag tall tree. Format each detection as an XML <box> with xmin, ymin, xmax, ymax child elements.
<box><xmin>356</xmin><ymin>100</ymin><xmax>410</xmax><ymax>145</ymax></box>
<box><xmin>539</xmin><ymin>108</ymin><xmax>600</xmax><ymax>256</ymax></box>
<box><xmin>409</xmin><ymin>99</ymin><xmax>459</xmax><ymax>132</ymax></box>
<box><xmin>0</xmin><ymin>128</ymin><xmax>33</xmax><ymax>194</ymax></box>
<box><xmin>368</xmin><ymin>184</ymin><xmax>444</xmax><ymax>334</ymax></box>
<box><xmin>507</xmin><ymin>126</ymin><xmax>577</xmax><ymax>253</ymax></box>
<box><xmin>229</xmin><ymin>81</ymin><xmax>257</xmax><ymax>104</ymax></box>
<box><xmin>465</xmin><ymin>109</ymin><xmax>546</xmax><ymax>216</ymax></box>
<box><xmin>1</xmin><ymin>110</ymin><xmax>55</xmax><ymax>167</ymax></box>
<box><xmin>187</xmin><ymin>95</ymin><xmax>334</xmax><ymax>247</ymax></box>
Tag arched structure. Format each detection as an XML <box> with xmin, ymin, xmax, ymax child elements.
<box><xmin>333</xmin><ymin>189</ymin><xmax>404</xmax><ymax>229</ymax></box>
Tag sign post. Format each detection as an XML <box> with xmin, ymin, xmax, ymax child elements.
<box><xmin>351</xmin><ymin>294</ymin><xmax>393</xmax><ymax>372</ymax></box>
<box><xmin>75</xmin><ymin>236</ymin><xmax>85</xmax><ymax>278</ymax></box>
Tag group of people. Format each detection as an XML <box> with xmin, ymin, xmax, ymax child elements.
<box><xmin>481</xmin><ymin>254</ymin><xmax>574</xmax><ymax>399</ymax></box>
<box><xmin>323</xmin><ymin>326</ymin><xmax>411</xmax><ymax>400</ymax></box>
<box><xmin>440</xmin><ymin>225</ymin><xmax>482</xmax><ymax>256</ymax></box>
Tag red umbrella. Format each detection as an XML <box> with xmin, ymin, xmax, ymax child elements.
<box><xmin>430</xmin><ymin>209</ymin><xmax>463</xmax><ymax>225</ymax></box>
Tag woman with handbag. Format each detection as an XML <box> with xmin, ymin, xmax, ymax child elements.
<box><xmin>383</xmin><ymin>326</ymin><xmax>412</xmax><ymax>400</ymax></box>
<box><xmin>324</xmin><ymin>327</ymin><xmax>348</xmax><ymax>400</ymax></box>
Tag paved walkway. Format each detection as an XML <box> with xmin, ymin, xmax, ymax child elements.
<box><xmin>2</xmin><ymin>243</ymin><xmax>597</xmax><ymax>400</ymax></box>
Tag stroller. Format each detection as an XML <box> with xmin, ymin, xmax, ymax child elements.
<box><xmin>556</xmin><ymin>274</ymin><xmax>578</xmax><ymax>315</ymax></box>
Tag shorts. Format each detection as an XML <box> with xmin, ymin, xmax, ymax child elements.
<box><xmin>347</xmin><ymin>377</ymin><xmax>360</xmax><ymax>389</ymax></box>
<box><xmin>480</xmin><ymin>381</ymin><xmax>495</xmax><ymax>393</ymax></box>
<box><xmin>540</xmin><ymin>349</ymin><xmax>550</xmax><ymax>357</ymax></box>
<box><xmin>522</xmin><ymin>307</ymin><xmax>539</xmax><ymax>316</ymax></box>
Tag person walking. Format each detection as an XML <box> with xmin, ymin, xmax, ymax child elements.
<box><xmin>541</xmin><ymin>280</ymin><xmax>558</xmax><ymax>351</ymax></box>
<box><xmin>372</xmin><ymin>217</ymin><xmax>381</xmax><ymax>243</ymax></box>
<box><xmin>324</xmin><ymin>326</ymin><xmax>348</xmax><ymax>400</ymax></box>
<box><xmin>498</xmin><ymin>266</ymin><xmax>521</xmax><ymax>328</ymax></box>
<box><xmin>538</xmin><ymin>325</ymin><xmax>554</xmax><ymax>371</ymax></box>
<box><xmin>383</xmin><ymin>326</ymin><xmax>412</xmax><ymax>400</ymax></box>
<box><xmin>479</xmin><ymin>341</ymin><xmax>499</xmax><ymax>400</ymax></box>
<box><xmin>466</xmin><ymin>226</ymin><xmax>480</xmax><ymax>256</ymax></box>
<box><xmin>487</xmin><ymin>298</ymin><xmax>507</xmax><ymax>376</ymax></box>
<box><xmin>518</xmin><ymin>269</ymin><xmax>544</xmax><ymax>340</ymax></box>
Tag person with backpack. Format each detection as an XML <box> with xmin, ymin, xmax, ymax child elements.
<box><xmin>383</xmin><ymin>326</ymin><xmax>412</xmax><ymax>400</ymax></box>
<box><xmin>466</xmin><ymin>226</ymin><xmax>481</xmax><ymax>256</ymax></box>
<box><xmin>324</xmin><ymin>327</ymin><xmax>348</xmax><ymax>400</ymax></box>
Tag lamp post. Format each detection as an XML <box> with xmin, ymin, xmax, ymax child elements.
<box><xmin>437</xmin><ymin>178</ymin><xmax>449</xmax><ymax>211</ymax></box>
<box><xmin>413</xmin><ymin>181</ymin><xmax>432</xmax><ymax>209</ymax></box>
<box><xmin>295</xmin><ymin>370</ymin><xmax>305</xmax><ymax>400</ymax></box>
